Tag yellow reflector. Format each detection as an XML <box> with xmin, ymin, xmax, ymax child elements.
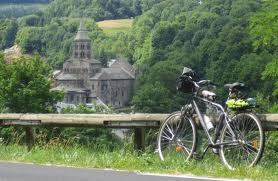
<box><xmin>176</xmin><ymin>146</ymin><xmax>185</xmax><ymax>152</ymax></box>
<box><xmin>252</xmin><ymin>140</ymin><xmax>258</xmax><ymax>149</ymax></box>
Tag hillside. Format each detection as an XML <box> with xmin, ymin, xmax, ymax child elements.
<box><xmin>44</xmin><ymin>0</ymin><xmax>163</xmax><ymax>21</ymax></box>
<box><xmin>0</xmin><ymin>3</ymin><xmax>48</xmax><ymax>19</ymax></box>
<box><xmin>129</xmin><ymin>0</ymin><xmax>278</xmax><ymax>112</ymax></box>
<box><xmin>0</xmin><ymin>0</ymin><xmax>277</xmax><ymax>113</ymax></box>
<box><xmin>0</xmin><ymin>0</ymin><xmax>49</xmax><ymax>3</ymax></box>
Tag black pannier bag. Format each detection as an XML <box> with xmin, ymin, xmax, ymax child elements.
<box><xmin>176</xmin><ymin>67</ymin><xmax>198</xmax><ymax>93</ymax></box>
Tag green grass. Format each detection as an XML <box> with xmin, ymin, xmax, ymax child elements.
<box><xmin>0</xmin><ymin>143</ymin><xmax>277</xmax><ymax>181</ymax></box>
<box><xmin>97</xmin><ymin>19</ymin><xmax>133</xmax><ymax>36</ymax></box>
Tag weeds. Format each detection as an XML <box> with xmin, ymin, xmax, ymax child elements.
<box><xmin>0</xmin><ymin>129</ymin><xmax>277</xmax><ymax>180</ymax></box>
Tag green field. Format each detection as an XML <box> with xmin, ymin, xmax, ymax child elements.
<box><xmin>97</xmin><ymin>19</ymin><xmax>133</xmax><ymax>36</ymax></box>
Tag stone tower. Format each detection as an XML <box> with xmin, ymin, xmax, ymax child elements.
<box><xmin>72</xmin><ymin>20</ymin><xmax>91</xmax><ymax>60</ymax></box>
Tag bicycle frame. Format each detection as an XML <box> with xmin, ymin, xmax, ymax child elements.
<box><xmin>191</xmin><ymin>95</ymin><xmax>238</xmax><ymax>148</ymax></box>
<box><xmin>158</xmin><ymin>73</ymin><xmax>264</xmax><ymax>168</ymax></box>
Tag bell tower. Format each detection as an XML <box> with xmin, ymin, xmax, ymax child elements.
<box><xmin>72</xmin><ymin>20</ymin><xmax>91</xmax><ymax>60</ymax></box>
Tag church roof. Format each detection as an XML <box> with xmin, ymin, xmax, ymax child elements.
<box><xmin>82</xmin><ymin>58</ymin><xmax>101</xmax><ymax>64</ymax></box>
<box><xmin>90</xmin><ymin>67</ymin><xmax>135</xmax><ymax>80</ymax></box>
<box><xmin>55</xmin><ymin>73</ymin><xmax>80</xmax><ymax>80</ymax></box>
<box><xmin>108</xmin><ymin>59</ymin><xmax>135</xmax><ymax>76</ymax></box>
<box><xmin>74</xmin><ymin>20</ymin><xmax>90</xmax><ymax>41</ymax></box>
<box><xmin>51</xmin><ymin>85</ymin><xmax>88</xmax><ymax>93</ymax></box>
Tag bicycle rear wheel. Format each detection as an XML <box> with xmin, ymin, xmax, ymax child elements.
<box><xmin>157</xmin><ymin>111</ymin><xmax>197</xmax><ymax>161</ymax></box>
<box><xmin>219</xmin><ymin>113</ymin><xmax>265</xmax><ymax>170</ymax></box>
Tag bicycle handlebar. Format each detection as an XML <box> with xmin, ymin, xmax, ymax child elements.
<box><xmin>196</xmin><ymin>80</ymin><xmax>218</xmax><ymax>87</ymax></box>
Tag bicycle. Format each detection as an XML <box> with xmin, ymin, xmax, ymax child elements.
<box><xmin>156</xmin><ymin>67</ymin><xmax>265</xmax><ymax>170</ymax></box>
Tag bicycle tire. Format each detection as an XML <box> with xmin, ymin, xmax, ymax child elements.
<box><xmin>219</xmin><ymin>113</ymin><xmax>265</xmax><ymax>170</ymax></box>
<box><xmin>157</xmin><ymin>111</ymin><xmax>197</xmax><ymax>161</ymax></box>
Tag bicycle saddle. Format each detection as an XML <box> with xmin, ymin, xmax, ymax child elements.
<box><xmin>224</xmin><ymin>82</ymin><xmax>245</xmax><ymax>90</ymax></box>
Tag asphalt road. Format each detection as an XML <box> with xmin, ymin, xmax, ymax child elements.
<box><xmin>0</xmin><ymin>162</ymin><xmax>236</xmax><ymax>181</ymax></box>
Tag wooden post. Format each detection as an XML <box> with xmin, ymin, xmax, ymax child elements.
<box><xmin>25</xmin><ymin>127</ymin><xmax>35</xmax><ymax>151</ymax></box>
<box><xmin>134</xmin><ymin>128</ymin><xmax>145</xmax><ymax>151</ymax></box>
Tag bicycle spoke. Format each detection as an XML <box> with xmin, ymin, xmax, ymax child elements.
<box><xmin>220</xmin><ymin>113</ymin><xmax>264</xmax><ymax>169</ymax></box>
<box><xmin>158</xmin><ymin>112</ymin><xmax>196</xmax><ymax>161</ymax></box>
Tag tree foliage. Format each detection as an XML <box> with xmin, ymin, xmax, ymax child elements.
<box><xmin>0</xmin><ymin>55</ymin><xmax>63</xmax><ymax>113</ymax></box>
<box><xmin>128</xmin><ymin>0</ymin><xmax>276</xmax><ymax>112</ymax></box>
<box><xmin>16</xmin><ymin>18</ymin><xmax>105</xmax><ymax>68</ymax></box>
<box><xmin>132</xmin><ymin>82</ymin><xmax>174</xmax><ymax>113</ymax></box>
<box><xmin>43</xmin><ymin>0</ymin><xmax>162</xmax><ymax>22</ymax></box>
<box><xmin>250</xmin><ymin>0</ymin><xmax>278</xmax><ymax>99</ymax></box>
<box><xmin>0</xmin><ymin>4</ymin><xmax>45</xmax><ymax>19</ymax></box>
<box><xmin>0</xmin><ymin>18</ymin><xmax>18</xmax><ymax>49</ymax></box>
<box><xmin>0</xmin><ymin>0</ymin><xmax>277</xmax><ymax>113</ymax></box>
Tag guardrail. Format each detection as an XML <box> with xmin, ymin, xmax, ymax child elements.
<box><xmin>0</xmin><ymin>113</ymin><xmax>277</xmax><ymax>150</ymax></box>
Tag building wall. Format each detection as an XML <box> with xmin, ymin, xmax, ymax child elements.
<box><xmin>64</xmin><ymin>92</ymin><xmax>87</xmax><ymax>104</ymax></box>
<box><xmin>97</xmin><ymin>79</ymin><xmax>134</xmax><ymax>108</ymax></box>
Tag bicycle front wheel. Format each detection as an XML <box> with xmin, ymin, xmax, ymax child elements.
<box><xmin>219</xmin><ymin>113</ymin><xmax>265</xmax><ymax>170</ymax></box>
<box><xmin>157</xmin><ymin>111</ymin><xmax>197</xmax><ymax>161</ymax></box>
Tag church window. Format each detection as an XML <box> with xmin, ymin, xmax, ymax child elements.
<box><xmin>74</xmin><ymin>52</ymin><xmax>78</xmax><ymax>58</ymax></box>
<box><xmin>119</xmin><ymin>101</ymin><xmax>121</xmax><ymax>106</ymax></box>
<box><xmin>122</xmin><ymin>90</ymin><xmax>124</xmax><ymax>97</ymax></box>
<box><xmin>101</xmin><ymin>84</ymin><xmax>107</xmax><ymax>91</ymax></box>
<box><xmin>70</xmin><ymin>94</ymin><xmax>74</xmax><ymax>102</ymax></box>
<box><xmin>80</xmin><ymin>51</ymin><xmax>85</xmax><ymax>58</ymax></box>
<box><xmin>81</xmin><ymin>44</ymin><xmax>85</xmax><ymax>50</ymax></box>
<box><xmin>87</xmin><ymin>43</ymin><xmax>90</xmax><ymax>50</ymax></box>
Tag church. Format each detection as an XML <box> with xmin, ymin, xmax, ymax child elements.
<box><xmin>51</xmin><ymin>21</ymin><xmax>135</xmax><ymax>108</ymax></box>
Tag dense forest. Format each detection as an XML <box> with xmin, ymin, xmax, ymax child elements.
<box><xmin>130</xmin><ymin>0</ymin><xmax>278</xmax><ymax>113</ymax></box>
<box><xmin>0</xmin><ymin>0</ymin><xmax>277</xmax><ymax>114</ymax></box>
<box><xmin>44</xmin><ymin>0</ymin><xmax>163</xmax><ymax>21</ymax></box>
<box><xmin>0</xmin><ymin>0</ymin><xmax>50</xmax><ymax>3</ymax></box>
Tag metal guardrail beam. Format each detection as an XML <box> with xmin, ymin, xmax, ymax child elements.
<box><xmin>0</xmin><ymin>113</ymin><xmax>277</xmax><ymax>127</ymax></box>
<box><xmin>0</xmin><ymin>113</ymin><xmax>168</xmax><ymax>127</ymax></box>
<box><xmin>0</xmin><ymin>113</ymin><xmax>277</xmax><ymax>151</ymax></box>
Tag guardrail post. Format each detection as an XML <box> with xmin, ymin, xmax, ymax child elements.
<box><xmin>25</xmin><ymin>127</ymin><xmax>34</xmax><ymax>151</ymax></box>
<box><xmin>134</xmin><ymin>128</ymin><xmax>145</xmax><ymax>151</ymax></box>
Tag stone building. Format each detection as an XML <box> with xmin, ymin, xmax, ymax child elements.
<box><xmin>52</xmin><ymin>21</ymin><xmax>135</xmax><ymax>108</ymax></box>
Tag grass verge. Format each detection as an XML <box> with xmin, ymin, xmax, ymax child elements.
<box><xmin>0</xmin><ymin>143</ymin><xmax>276</xmax><ymax>181</ymax></box>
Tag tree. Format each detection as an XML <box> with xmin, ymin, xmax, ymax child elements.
<box><xmin>0</xmin><ymin>54</ymin><xmax>63</xmax><ymax>113</ymax></box>
<box><xmin>249</xmin><ymin>0</ymin><xmax>278</xmax><ymax>111</ymax></box>
<box><xmin>0</xmin><ymin>19</ymin><xmax>18</xmax><ymax>49</ymax></box>
<box><xmin>127</xmin><ymin>0</ymin><xmax>278</xmax><ymax>113</ymax></box>
<box><xmin>132</xmin><ymin>82</ymin><xmax>174</xmax><ymax>113</ymax></box>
